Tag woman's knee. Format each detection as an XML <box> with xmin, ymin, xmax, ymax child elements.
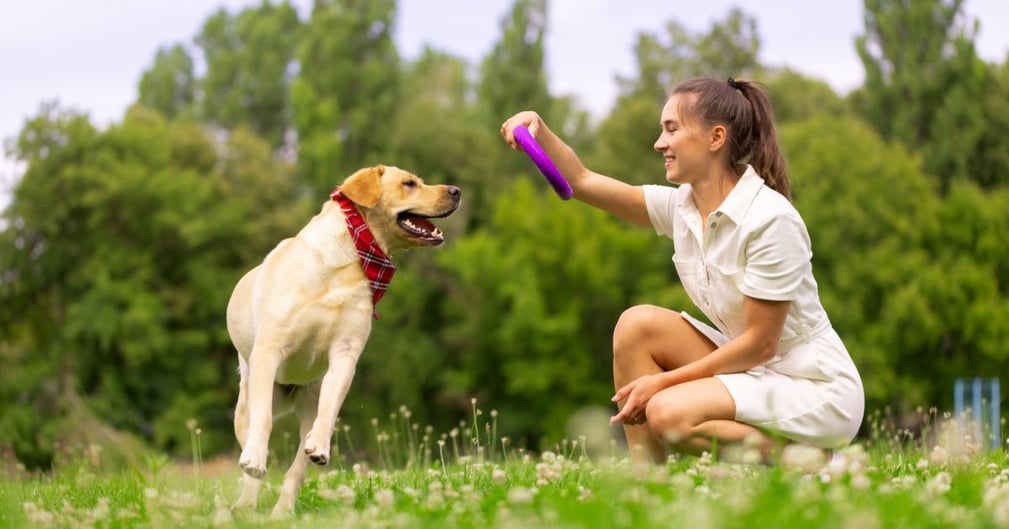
<box><xmin>644</xmin><ymin>397</ymin><xmax>692</xmax><ymax>444</ymax></box>
<box><xmin>613</xmin><ymin>305</ymin><xmax>672</xmax><ymax>355</ymax></box>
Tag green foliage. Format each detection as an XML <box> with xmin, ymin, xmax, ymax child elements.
<box><xmin>478</xmin><ymin>0</ymin><xmax>552</xmax><ymax>131</ymax></box>
<box><xmin>386</xmin><ymin>48</ymin><xmax>503</xmax><ymax>228</ymax></box>
<box><xmin>0</xmin><ymin>103</ymin><xmax>305</xmax><ymax>468</ymax></box>
<box><xmin>3</xmin><ymin>0</ymin><xmax>1008</xmax><ymax>470</ymax></box>
<box><xmin>783</xmin><ymin>114</ymin><xmax>1009</xmax><ymax>412</ymax></box>
<box><xmin>762</xmin><ymin>68</ymin><xmax>852</xmax><ymax>124</ymax></box>
<box><xmin>292</xmin><ymin>0</ymin><xmax>400</xmax><ymax>193</ymax></box>
<box><xmin>593</xmin><ymin>8</ymin><xmax>763</xmax><ymax>185</ymax></box>
<box><xmin>2</xmin><ymin>427</ymin><xmax>1008</xmax><ymax>529</ymax></box>
<box><xmin>617</xmin><ymin>8</ymin><xmax>761</xmax><ymax>104</ymax></box>
<box><xmin>195</xmin><ymin>1</ymin><xmax>302</xmax><ymax>147</ymax></box>
<box><xmin>475</xmin><ymin>0</ymin><xmax>560</xmax><ymax>209</ymax></box>
<box><xmin>137</xmin><ymin>45</ymin><xmax>197</xmax><ymax>120</ymax></box>
<box><xmin>852</xmin><ymin>0</ymin><xmax>1008</xmax><ymax>190</ymax></box>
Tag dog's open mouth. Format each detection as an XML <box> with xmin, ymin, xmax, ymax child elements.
<box><xmin>397</xmin><ymin>211</ymin><xmax>447</xmax><ymax>243</ymax></box>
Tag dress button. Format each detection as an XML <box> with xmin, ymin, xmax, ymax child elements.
<box><xmin>709</xmin><ymin>222</ymin><xmax>716</xmax><ymax>228</ymax></box>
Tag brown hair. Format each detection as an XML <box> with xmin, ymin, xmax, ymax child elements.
<box><xmin>671</xmin><ymin>77</ymin><xmax>790</xmax><ymax>200</ymax></box>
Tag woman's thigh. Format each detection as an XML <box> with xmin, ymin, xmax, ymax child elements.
<box><xmin>646</xmin><ymin>377</ymin><xmax>737</xmax><ymax>428</ymax></box>
<box><xmin>613</xmin><ymin>305</ymin><xmax>718</xmax><ymax>370</ymax></box>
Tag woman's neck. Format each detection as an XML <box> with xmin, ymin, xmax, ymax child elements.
<box><xmin>691</xmin><ymin>167</ymin><xmax>740</xmax><ymax>220</ymax></box>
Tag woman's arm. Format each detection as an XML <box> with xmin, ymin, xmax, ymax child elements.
<box><xmin>669</xmin><ymin>296</ymin><xmax>789</xmax><ymax>380</ymax></box>
<box><xmin>501</xmin><ymin>111</ymin><xmax>651</xmax><ymax>227</ymax></box>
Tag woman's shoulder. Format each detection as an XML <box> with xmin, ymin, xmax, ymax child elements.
<box><xmin>748</xmin><ymin>185</ymin><xmax>804</xmax><ymax>224</ymax></box>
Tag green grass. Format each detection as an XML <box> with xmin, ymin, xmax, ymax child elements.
<box><xmin>2</xmin><ymin>405</ymin><xmax>1007</xmax><ymax>528</ymax></box>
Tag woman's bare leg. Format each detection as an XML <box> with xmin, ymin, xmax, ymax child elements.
<box><xmin>611</xmin><ymin>305</ymin><xmax>718</xmax><ymax>464</ymax></box>
<box><xmin>612</xmin><ymin>305</ymin><xmax>777</xmax><ymax>463</ymax></box>
<box><xmin>645</xmin><ymin>378</ymin><xmax>774</xmax><ymax>457</ymax></box>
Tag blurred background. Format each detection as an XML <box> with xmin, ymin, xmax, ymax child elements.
<box><xmin>1</xmin><ymin>0</ymin><xmax>1008</xmax><ymax>472</ymax></box>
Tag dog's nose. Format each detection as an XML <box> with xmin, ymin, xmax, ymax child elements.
<box><xmin>447</xmin><ymin>186</ymin><xmax>461</xmax><ymax>197</ymax></box>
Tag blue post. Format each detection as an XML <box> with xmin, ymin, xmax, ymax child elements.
<box><xmin>952</xmin><ymin>377</ymin><xmax>1002</xmax><ymax>451</ymax></box>
<box><xmin>992</xmin><ymin>379</ymin><xmax>1002</xmax><ymax>450</ymax></box>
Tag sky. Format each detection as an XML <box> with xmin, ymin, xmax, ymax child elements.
<box><xmin>2</xmin><ymin>0</ymin><xmax>1008</xmax><ymax>204</ymax></box>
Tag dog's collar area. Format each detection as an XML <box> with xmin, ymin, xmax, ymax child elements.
<box><xmin>331</xmin><ymin>188</ymin><xmax>396</xmax><ymax>320</ymax></box>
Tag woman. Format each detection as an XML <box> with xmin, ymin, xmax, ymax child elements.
<box><xmin>500</xmin><ymin>77</ymin><xmax>864</xmax><ymax>464</ymax></box>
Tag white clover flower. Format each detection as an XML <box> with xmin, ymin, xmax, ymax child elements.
<box><xmin>492</xmin><ymin>467</ymin><xmax>507</xmax><ymax>485</ymax></box>
<box><xmin>507</xmin><ymin>487</ymin><xmax>535</xmax><ymax>505</ymax></box>
<box><xmin>916</xmin><ymin>458</ymin><xmax>930</xmax><ymax>471</ymax></box>
<box><xmin>423</xmin><ymin>493</ymin><xmax>445</xmax><ymax>510</ymax></box>
<box><xmin>741</xmin><ymin>448</ymin><xmax>763</xmax><ymax>465</ymax></box>
<box><xmin>924</xmin><ymin>472</ymin><xmax>953</xmax><ymax>498</ymax></box>
<box><xmin>782</xmin><ymin>444</ymin><xmax>827</xmax><ymax>474</ymax></box>
<box><xmin>22</xmin><ymin>503</ymin><xmax>54</xmax><ymax>525</ymax></box>
<box><xmin>892</xmin><ymin>475</ymin><xmax>917</xmax><ymax>489</ymax></box>
<box><xmin>210</xmin><ymin>505</ymin><xmax>233</xmax><ymax>527</ymax></box>
<box><xmin>319</xmin><ymin>484</ymin><xmax>357</xmax><ymax>505</ymax></box>
<box><xmin>850</xmin><ymin>473</ymin><xmax>872</xmax><ymax>491</ymax></box>
<box><xmin>374</xmin><ymin>488</ymin><xmax>394</xmax><ymax>507</ymax></box>
<box><xmin>930</xmin><ymin>446</ymin><xmax>950</xmax><ymax>466</ymax></box>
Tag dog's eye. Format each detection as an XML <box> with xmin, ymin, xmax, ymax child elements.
<box><xmin>403</xmin><ymin>180</ymin><xmax>417</xmax><ymax>188</ymax></box>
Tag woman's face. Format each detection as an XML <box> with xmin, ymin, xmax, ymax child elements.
<box><xmin>653</xmin><ymin>94</ymin><xmax>715</xmax><ymax>185</ymax></box>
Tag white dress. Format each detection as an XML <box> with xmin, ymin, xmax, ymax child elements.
<box><xmin>642</xmin><ymin>166</ymin><xmax>864</xmax><ymax>448</ymax></box>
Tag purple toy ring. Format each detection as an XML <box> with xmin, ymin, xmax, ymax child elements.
<box><xmin>512</xmin><ymin>125</ymin><xmax>573</xmax><ymax>200</ymax></box>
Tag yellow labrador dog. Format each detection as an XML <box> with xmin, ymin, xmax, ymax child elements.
<box><xmin>226</xmin><ymin>165</ymin><xmax>460</xmax><ymax>514</ymax></box>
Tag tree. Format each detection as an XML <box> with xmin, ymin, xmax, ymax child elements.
<box><xmin>969</xmin><ymin>55</ymin><xmax>1009</xmax><ymax>189</ymax></box>
<box><xmin>292</xmin><ymin>0</ymin><xmax>400</xmax><ymax>194</ymax></box>
<box><xmin>137</xmin><ymin>45</ymin><xmax>197</xmax><ymax>120</ymax></box>
<box><xmin>478</xmin><ymin>0</ymin><xmax>552</xmax><ymax>132</ymax></box>
<box><xmin>761</xmin><ymin>68</ymin><xmax>851</xmax><ymax>124</ymax></box>
<box><xmin>0</xmin><ymin>103</ymin><xmax>306</xmax><ymax>468</ymax></box>
<box><xmin>852</xmin><ymin>0</ymin><xmax>1001</xmax><ymax>190</ymax></box>
<box><xmin>195</xmin><ymin>1</ymin><xmax>302</xmax><ymax>147</ymax></box>
<box><xmin>386</xmin><ymin>48</ymin><xmax>498</xmax><ymax>227</ymax></box>
<box><xmin>780</xmin><ymin>114</ymin><xmax>1009</xmax><ymax>416</ymax></box>
<box><xmin>590</xmin><ymin>8</ymin><xmax>763</xmax><ymax>185</ymax></box>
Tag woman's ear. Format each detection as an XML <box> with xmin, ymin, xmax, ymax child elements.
<box><xmin>709</xmin><ymin>124</ymin><xmax>728</xmax><ymax>153</ymax></box>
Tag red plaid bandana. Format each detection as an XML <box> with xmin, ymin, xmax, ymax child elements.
<box><xmin>331</xmin><ymin>189</ymin><xmax>396</xmax><ymax>319</ymax></box>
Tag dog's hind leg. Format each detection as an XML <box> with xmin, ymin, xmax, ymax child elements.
<box><xmin>271</xmin><ymin>383</ymin><xmax>321</xmax><ymax>516</ymax></box>
<box><xmin>304</xmin><ymin>337</ymin><xmax>368</xmax><ymax>465</ymax></box>
<box><xmin>238</xmin><ymin>342</ymin><xmax>284</xmax><ymax>479</ymax></box>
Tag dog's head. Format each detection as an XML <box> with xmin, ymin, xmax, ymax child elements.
<box><xmin>339</xmin><ymin>165</ymin><xmax>461</xmax><ymax>250</ymax></box>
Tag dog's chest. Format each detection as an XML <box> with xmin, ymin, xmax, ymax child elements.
<box><xmin>272</xmin><ymin>274</ymin><xmax>373</xmax><ymax>385</ymax></box>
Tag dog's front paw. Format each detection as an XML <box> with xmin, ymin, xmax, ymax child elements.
<box><xmin>239</xmin><ymin>444</ymin><xmax>268</xmax><ymax>478</ymax></box>
<box><xmin>303</xmin><ymin>433</ymin><xmax>331</xmax><ymax>466</ymax></box>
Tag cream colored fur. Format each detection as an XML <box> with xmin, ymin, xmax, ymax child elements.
<box><xmin>226</xmin><ymin>165</ymin><xmax>460</xmax><ymax>515</ymax></box>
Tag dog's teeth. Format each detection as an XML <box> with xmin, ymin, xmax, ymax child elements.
<box><xmin>432</xmin><ymin>228</ymin><xmax>442</xmax><ymax>237</ymax></box>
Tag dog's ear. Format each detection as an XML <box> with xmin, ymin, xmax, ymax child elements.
<box><xmin>340</xmin><ymin>165</ymin><xmax>385</xmax><ymax>208</ymax></box>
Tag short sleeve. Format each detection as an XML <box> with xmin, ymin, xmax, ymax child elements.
<box><xmin>741</xmin><ymin>213</ymin><xmax>812</xmax><ymax>301</ymax></box>
<box><xmin>642</xmin><ymin>184</ymin><xmax>677</xmax><ymax>238</ymax></box>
